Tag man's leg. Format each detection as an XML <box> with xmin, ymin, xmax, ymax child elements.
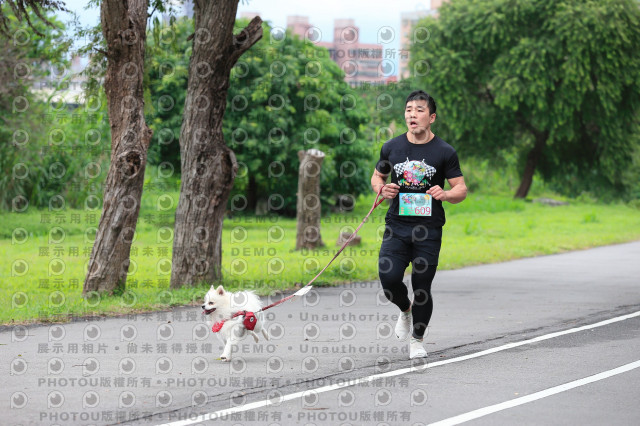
<box><xmin>408</xmin><ymin>226</ymin><xmax>442</xmax><ymax>358</ymax></box>
<box><xmin>378</xmin><ymin>226</ymin><xmax>412</xmax><ymax>312</ymax></box>
<box><xmin>410</xmin><ymin>260</ymin><xmax>437</xmax><ymax>339</ymax></box>
<box><xmin>378</xmin><ymin>225</ymin><xmax>412</xmax><ymax>339</ymax></box>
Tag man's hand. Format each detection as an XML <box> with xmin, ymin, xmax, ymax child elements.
<box><xmin>426</xmin><ymin>185</ymin><xmax>447</xmax><ymax>201</ymax></box>
<box><xmin>381</xmin><ymin>183</ymin><xmax>400</xmax><ymax>199</ymax></box>
<box><xmin>427</xmin><ymin>177</ymin><xmax>467</xmax><ymax>204</ymax></box>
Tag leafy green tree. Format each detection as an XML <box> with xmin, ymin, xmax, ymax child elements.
<box><xmin>0</xmin><ymin>0</ymin><xmax>67</xmax><ymax>37</ymax></box>
<box><xmin>0</xmin><ymin>4</ymin><xmax>76</xmax><ymax>209</ymax></box>
<box><xmin>411</xmin><ymin>0</ymin><xmax>640</xmax><ymax>199</ymax></box>
<box><xmin>225</xmin><ymin>22</ymin><xmax>372</xmax><ymax>215</ymax></box>
<box><xmin>145</xmin><ymin>18</ymin><xmax>373</xmax><ymax>215</ymax></box>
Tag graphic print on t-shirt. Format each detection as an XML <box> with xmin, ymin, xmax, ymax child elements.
<box><xmin>393</xmin><ymin>157</ymin><xmax>437</xmax><ymax>190</ymax></box>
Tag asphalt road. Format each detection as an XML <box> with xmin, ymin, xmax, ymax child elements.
<box><xmin>3</xmin><ymin>241</ymin><xmax>640</xmax><ymax>425</ymax></box>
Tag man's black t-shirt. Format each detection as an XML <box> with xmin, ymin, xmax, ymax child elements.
<box><xmin>376</xmin><ymin>133</ymin><xmax>463</xmax><ymax>227</ymax></box>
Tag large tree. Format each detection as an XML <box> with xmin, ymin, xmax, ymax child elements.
<box><xmin>2</xmin><ymin>1</ymin><xmax>160</xmax><ymax>296</ymax></box>
<box><xmin>83</xmin><ymin>0</ymin><xmax>152</xmax><ymax>295</ymax></box>
<box><xmin>169</xmin><ymin>1</ymin><xmax>263</xmax><ymax>288</ymax></box>
<box><xmin>411</xmin><ymin>0</ymin><xmax>640</xmax><ymax>198</ymax></box>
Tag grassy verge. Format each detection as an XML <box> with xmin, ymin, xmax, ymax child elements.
<box><xmin>2</xmin><ymin>188</ymin><xmax>640</xmax><ymax>325</ymax></box>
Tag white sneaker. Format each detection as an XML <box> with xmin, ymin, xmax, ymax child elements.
<box><xmin>395</xmin><ymin>308</ymin><xmax>412</xmax><ymax>340</ymax></box>
<box><xmin>409</xmin><ymin>337</ymin><xmax>427</xmax><ymax>359</ymax></box>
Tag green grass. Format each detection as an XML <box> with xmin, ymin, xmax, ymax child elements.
<box><xmin>2</xmin><ymin>185</ymin><xmax>640</xmax><ymax>325</ymax></box>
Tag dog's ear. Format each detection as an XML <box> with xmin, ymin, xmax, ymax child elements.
<box><xmin>216</xmin><ymin>285</ymin><xmax>225</xmax><ymax>296</ymax></box>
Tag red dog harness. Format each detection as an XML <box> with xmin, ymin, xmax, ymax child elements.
<box><xmin>209</xmin><ymin>186</ymin><xmax>386</xmax><ymax>334</ymax></box>
<box><xmin>211</xmin><ymin>310</ymin><xmax>257</xmax><ymax>332</ymax></box>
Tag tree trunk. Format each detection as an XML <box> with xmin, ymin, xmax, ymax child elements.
<box><xmin>514</xmin><ymin>131</ymin><xmax>548</xmax><ymax>199</ymax></box>
<box><xmin>170</xmin><ymin>3</ymin><xmax>262</xmax><ymax>288</ymax></box>
<box><xmin>295</xmin><ymin>149</ymin><xmax>326</xmax><ymax>250</ymax></box>
<box><xmin>83</xmin><ymin>0</ymin><xmax>152</xmax><ymax>296</ymax></box>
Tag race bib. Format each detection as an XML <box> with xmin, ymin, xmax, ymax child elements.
<box><xmin>399</xmin><ymin>193</ymin><xmax>432</xmax><ymax>216</ymax></box>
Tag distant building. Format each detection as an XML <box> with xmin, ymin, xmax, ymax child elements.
<box><xmin>287</xmin><ymin>17</ymin><xmax>387</xmax><ymax>87</ymax></box>
<box><xmin>31</xmin><ymin>55</ymin><xmax>88</xmax><ymax>106</ymax></box>
<box><xmin>286</xmin><ymin>15</ymin><xmax>312</xmax><ymax>39</ymax></box>
<box><xmin>398</xmin><ymin>0</ymin><xmax>448</xmax><ymax>79</ymax></box>
<box><xmin>398</xmin><ymin>10</ymin><xmax>434</xmax><ymax>80</ymax></box>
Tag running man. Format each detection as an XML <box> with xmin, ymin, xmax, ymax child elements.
<box><xmin>371</xmin><ymin>90</ymin><xmax>467</xmax><ymax>359</ymax></box>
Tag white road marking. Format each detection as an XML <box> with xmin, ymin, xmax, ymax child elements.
<box><xmin>158</xmin><ymin>310</ymin><xmax>640</xmax><ymax>426</ymax></box>
<box><xmin>428</xmin><ymin>359</ymin><xmax>640</xmax><ymax>426</ymax></box>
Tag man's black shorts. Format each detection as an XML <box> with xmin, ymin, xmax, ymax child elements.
<box><xmin>379</xmin><ymin>220</ymin><xmax>442</xmax><ymax>266</ymax></box>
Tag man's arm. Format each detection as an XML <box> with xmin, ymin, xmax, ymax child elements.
<box><xmin>426</xmin><ymin>176</ymin><xmax>467</xmax><ymax>204</ymax></box>
<box><xmin>371</xmin><ymin>169</ymin><xmax>400</xmax><ymax>199</ymax></box>
<box><xmin>371</xmin><ymin>169</ymin><xmax>388</xmax><ymax>193</ymax></box>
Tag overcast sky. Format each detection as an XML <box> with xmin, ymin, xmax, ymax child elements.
<box><xmin>236</xmin><ymin>0</ymin><xmax>430</xmax><ymax>44</ymax></box>
<box><xmin>60</xmin><ymin>0</ymin><xmax>430</xmax><ymax>41</ymax></box>
<box><xmin>58</xmin><ymin>0</ymin><xmax>432</xmax><ymax>74</ymax></box>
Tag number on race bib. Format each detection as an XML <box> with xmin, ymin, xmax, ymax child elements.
<box><xmin>399</xmin><ymin>193</ymin><xmax>432</xmax><ymax>217</ymax></box>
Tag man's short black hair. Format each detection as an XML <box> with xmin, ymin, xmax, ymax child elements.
<box><xmin>405</xmin><ymin>90</ymin><xmax>436</xmax><ymax>115</ymax></box>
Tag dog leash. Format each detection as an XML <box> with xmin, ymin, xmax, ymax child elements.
<box><xmin>211</xmin><ymin>185</ymin><xmax>387</xmax><ymax>332</ymax></box>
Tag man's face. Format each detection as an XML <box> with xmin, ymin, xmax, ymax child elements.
<box><xmin>405</xmin><ymin>100</ymin><xmax>435</xmax><ymax>134</ymax></box>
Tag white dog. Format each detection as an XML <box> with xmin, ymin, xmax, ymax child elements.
<box><xmin>202</xmin><ymin>285</ymin><xmax>269</xmax><ymax>361</ymax></box>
